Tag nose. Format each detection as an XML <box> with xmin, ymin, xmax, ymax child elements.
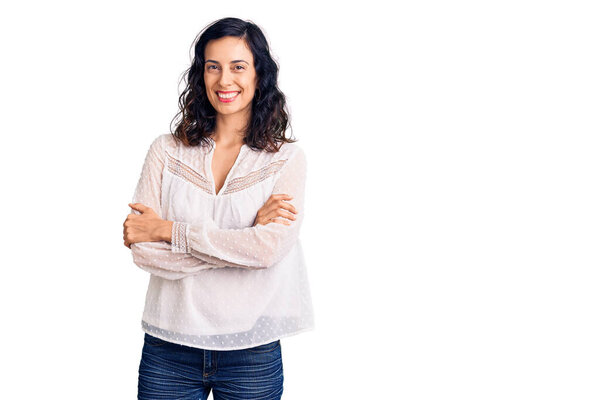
<box><xmin>218</xmin><ymin>67</ymin><xmax>233</xmax><ymax>87</ymax></box>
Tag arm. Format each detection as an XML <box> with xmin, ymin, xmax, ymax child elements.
<box><xmin>171</xmin><ymin>146</ymin><xmax>307</xmax><ymax>269</ymax></box>
<box><xmin>129</xmin><ymin>135</ymin><xmax>218</xmax><ymax>279</ymax></box>
<box><xmin>130</xmin><ymin>137</ymin><xmax>307</xmax><ymax>273</ymax></box>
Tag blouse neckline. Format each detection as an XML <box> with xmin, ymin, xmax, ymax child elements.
<box><xmin>205</xmin><ymin>137</ymin><xmax>249</xmax><ymax>196</ymax></box>
<box><xmin>206</xmin><ymin>136</ymin><xmax>249</xmax><ymax>153</ymax></box>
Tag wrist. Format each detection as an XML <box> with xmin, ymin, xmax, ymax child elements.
<box><xmin>155</xmin><ymin>220</ymin><xmax>173</xmax><ymax>242</ymax></box>
<box><xmin>171</xmin><ymin>221</ymin><xmax>190</xmax><ymax>253</ymax></box>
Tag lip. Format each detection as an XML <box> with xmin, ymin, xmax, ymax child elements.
<box><xmin>216</xmin><ymin>91</ymin><xmax>240</xmax><ymax>103</ymax></box>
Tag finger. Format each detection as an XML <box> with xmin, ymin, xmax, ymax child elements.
<box><xmin>270</xmin><ymin>217</ymin><xmax>291</xmax><ymax>225</ymax></box>
<box><xmin>263</xmin><ymin>198</ymin><xmax>296</xmax><ymax>215</ymax></box>
<box><xmin>277</xmin><ymin>209</ymin><xmax>297</xmax><ymax>221</ymax></box>
<box><xmin>129</xmin><ymin>203</ymin><xmax>147</xmax><ymax>212</ymax></box>
<box><xmin>277</xmin><ymin>199</ymin><xmax>297</xmax><ymax>214</ymax></box>
<box><xmin>269</xmin><ymin>193</ymin><xmax>293</xmax><ymax>201</ymax></box>
<box><xmin>255</xmin><ymin>215</ymin><xmax>274</xmax><ymax>226</ymax></box>
<box><xmin>263</xmin><ymin>208</ymin><xmax>293</xmax><ymax>223</ymax></box>
<box><xmin>257</xmin><ymin>216</ymin><xmax>291</xmax><ymax>226</ymax></box>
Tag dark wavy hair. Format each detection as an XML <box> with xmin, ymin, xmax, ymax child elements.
<box><xmin>170</xmin><ymin>17</ymin><xmax>296</xmax><ymax>152</ymax></box>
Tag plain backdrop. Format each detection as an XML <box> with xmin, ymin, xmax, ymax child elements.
<box><xmin>1</xmin><ymin>0</ymin><xmax>599</xmax><ymax>399</ymax></box>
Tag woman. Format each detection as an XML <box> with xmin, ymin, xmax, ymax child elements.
<box><xmin>122</xmin><ymin>17</ymin><xmax>314</xmax><ymax>400</ymax></box>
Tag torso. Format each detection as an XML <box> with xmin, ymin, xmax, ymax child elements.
<box><xmin>211</xmin><ymin>144</ymin><xmax>244</xmax><ymax>195</ymax></box>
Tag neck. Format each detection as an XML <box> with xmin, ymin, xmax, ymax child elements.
<box><xmin>213</xmin><ymin>110</ymin><xmax>251</xmax><ymax>147</ymax></box>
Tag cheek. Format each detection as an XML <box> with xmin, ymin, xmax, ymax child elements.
<box><xmin>244</xmin><ymin>74</ymin><xmax>257</xmax><ymax>90</ymax></box>
<box><xmin>245</xmin><ymin>79</ymin><xmax>257</xmax><ymax>96</ymax></box>
<box><xmin>204</xmin><ymin>75</ymin><xmax>215</xmax><ymax>91</ymax></box>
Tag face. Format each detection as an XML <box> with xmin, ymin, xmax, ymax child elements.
<box><xmin>203</xmin><ymin>36</ymin><xmax>258</xmax><ymax>118</ymax></box>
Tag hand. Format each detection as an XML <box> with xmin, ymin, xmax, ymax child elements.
<box><xmin>123</xmin><ymin>203</ymin><xmax>172</xmax><ymax>248</ymax></box>
<box><xmin>252</xmin><ymin>194</ymin><xmax>297</xmax><ymax>227</ymax></box>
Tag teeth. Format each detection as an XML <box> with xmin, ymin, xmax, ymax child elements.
<box><xmin>217</xmin><ymin>92</ymin><xmax>240</xmax><ymax>99</ymax></box>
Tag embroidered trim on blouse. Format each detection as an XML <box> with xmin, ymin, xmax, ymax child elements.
<box><xmin>166</xmin><ymin>153</ymin><xmax>213</xmax><ymax>195</ymax></box>
<box><xmin>171</xmin><ymin>221</ymin><xmax>189</xmax><ymax>253</ymax></box>
<box><xmin>222</xmin><ymin>159</ymin><xmax>287</xmax><ymax>195</ymax></box>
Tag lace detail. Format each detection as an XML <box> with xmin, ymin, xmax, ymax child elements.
<box><xmin>129</xmin><ymin>136</ymin><xmax>314</xmax><ymax>350</ymax></box>
<box><xmin>222</xmin><ymin>159</ymin><xmax>287</xmax><ymax>195</ymax></box>
<box><xmin>171</xmin><ymin>221</ymin><xmax>189</xmax><ymax>253</ymax></box>
<box><xmin>166</xmin><ymin>153</ymin><xmax>213</xmax><ymax>195</ymax></box>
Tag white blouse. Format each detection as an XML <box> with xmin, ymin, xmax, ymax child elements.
<box><xmin>129</xmin><ymin>133</ymin><xmax>315</xmax><ymax>350</ymax></box>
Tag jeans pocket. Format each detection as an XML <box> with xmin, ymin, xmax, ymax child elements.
<box><xmin>246</xmin><ymin>340</ymin><xmax>280</xmax><ymax>354</ymax></box>
<box><xmin>144</xmin><ymin>333</ymin><xmax>168</xmax><ymax>347</ymax></box>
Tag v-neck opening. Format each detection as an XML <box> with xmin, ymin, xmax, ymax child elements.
<box><xmin>207</xmin><ymin>138</ymin><xmax>248</xmax><ymax>196</ymax></box>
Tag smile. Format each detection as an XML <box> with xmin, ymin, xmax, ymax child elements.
<box><xmin>217</xmin><ymin>91</ymin><xmax>240</xmax><ymax>102</ymax></box>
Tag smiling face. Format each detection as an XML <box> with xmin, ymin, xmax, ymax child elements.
<box><xmin>203</xmin><ymin>36</ymin><xmax>258</xmax><ymax>120</ymax></box>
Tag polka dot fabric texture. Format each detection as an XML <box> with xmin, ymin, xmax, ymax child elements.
<box><xmin>129</xmin><ymin>134</ymin><xmax>315</xmax><ymax>350</ymax></box>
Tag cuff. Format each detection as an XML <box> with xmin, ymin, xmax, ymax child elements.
<box><xmin>171</xmin><ymin>221</ymin><xmax>190</xmax><ymax>253</ymax></box>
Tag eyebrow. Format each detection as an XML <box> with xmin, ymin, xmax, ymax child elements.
<box><xmin>206</xmin><ymin>59</ymin><xmax>249</xmax><ymax>65</ymax></box>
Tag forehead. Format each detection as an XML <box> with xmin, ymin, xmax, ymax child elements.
<box><xmin>204</xmin><ymin>36</ymin><xmax>253</xmax><ymax>63</ymax></box>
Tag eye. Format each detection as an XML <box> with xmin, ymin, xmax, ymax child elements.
<box><xmin>234</xmin><ymin>65</ymin><xmax>246</xmax><ymax>71</ymax></box>
<box><xmin>206</xmin><ymin>65</ymin><xmax>218</xmax><ymax>70</ymax></box>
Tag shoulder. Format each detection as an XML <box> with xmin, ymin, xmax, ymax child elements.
<box><xmin>247</xmin><ymin>141</ymin><xmax>305</xmax><ymax>166</ymax></box>
<box><xmin>243</xmin><ymin>141</ymin><xmax>306</xmax><ymax>178</ymax></box>
<box><xmin>270</xmin><ymin>142</ymin><xmax>306</xmax><ymax>174</ymax></box>
<box><xmin>154</xmin><ymin>133</ymin><xmax>179</xmax><ymax>150</ymax></box>
<box><xmin>147</xmin><ymin>133</ymin><xmax>181</xmax><ymax>156</ymax></box>
<box><xmin>273</xmin><ymin>141</ymin><xmax>306</xmax><ymax>164</ymax></box>
<box><xmin>283</xmin><ymin>142</ymin><xmax>306</xmax><ymax>167</ymax></box>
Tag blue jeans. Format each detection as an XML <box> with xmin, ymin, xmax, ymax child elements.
<box><xmin>138</xmin><ymin>333</ymin><xmax>284</xmax><ymax>399</ymax></box>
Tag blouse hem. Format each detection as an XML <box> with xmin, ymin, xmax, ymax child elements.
<box><xmin>140</xmin><ymin>319</ymin><xmax>315</xmax><ymax>351</ymax></box>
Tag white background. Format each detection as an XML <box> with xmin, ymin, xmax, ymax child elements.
<box><xmin>1</xmin><ymin>0</ymin><xmax>599</xmax><ymax>399</ymax></box>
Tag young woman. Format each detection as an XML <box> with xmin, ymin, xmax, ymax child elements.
<box><xmin>122</xmin><ymin>17</ymin><xmax>314</xmax><ymax>400</ymax></box>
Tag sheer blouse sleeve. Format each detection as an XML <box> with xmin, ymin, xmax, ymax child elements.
<box><xmin>172</xmin><ymin>147</ymin><xmax>307</xmax><ymax>270</ymax></box>
<box><xmin>129</xmin><ymin>135</ymin><xmax>216</xmax><ymax>280</ymax></box>
<box><xmin>128</xmin><ymin>135</ymin><xmax>307</xmax><ymax>279</ymax></box>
